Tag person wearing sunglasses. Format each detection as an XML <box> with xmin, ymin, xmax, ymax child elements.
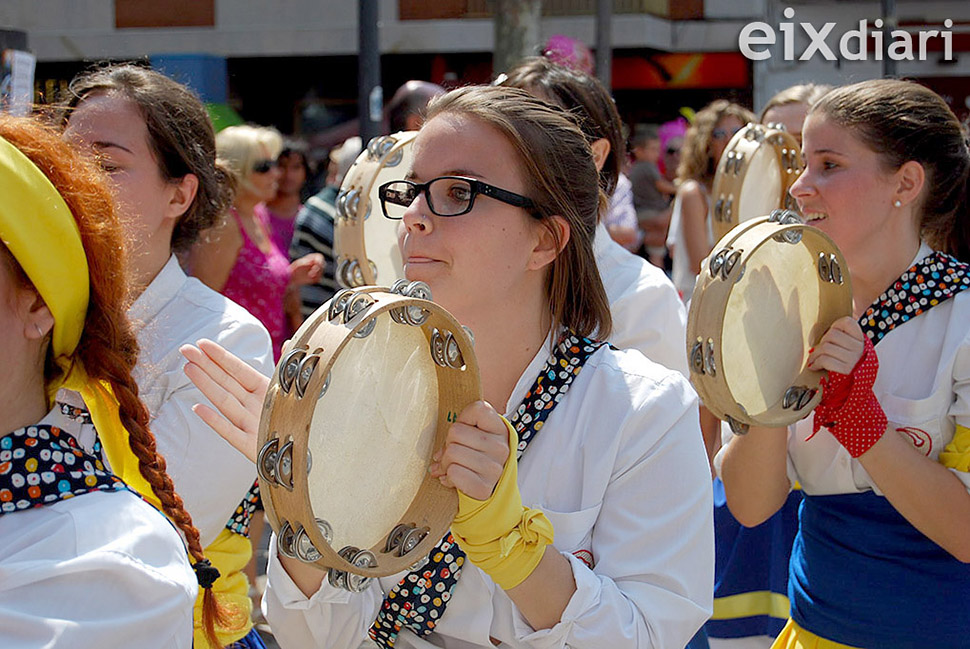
<box><xmin>666</xmin><ymin>100</ymin><xmax>752</xmax><ymax>307</ymax></box>
<box><xmin>181</xmin><ymin>85</ymin><xmax>713</xmax><ymax>649</ymax></box>
<box><xmin>188</xmin><ymin>124</ymin><xmax>323</xmax><ymax>363</ymax></box>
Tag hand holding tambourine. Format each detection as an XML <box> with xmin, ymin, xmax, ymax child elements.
<box><xmin>686</xmin><ymin>210</ymin><xmax>853</xmax><ymax>435</ymax></box>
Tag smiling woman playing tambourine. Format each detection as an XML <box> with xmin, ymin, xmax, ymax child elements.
<box><xmin>717</xmin><ymin>79</ymin><xmax>970</xmax><ymax>649</ymax></box>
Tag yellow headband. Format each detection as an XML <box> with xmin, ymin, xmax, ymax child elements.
<box><xmin>0</xmin><ymin>133</ymin><xmax>161</xmax><ymax>510</ymax></box>
<box><xmin>0</xmin><ymin>134</ymin><xmax>88</xmax><ymax>359</ymax></box>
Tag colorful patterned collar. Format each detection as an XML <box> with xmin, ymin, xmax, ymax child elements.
<box><xmin>0</xmin><ymin>424</ymin><xmax>127</xmax><ymax>515</ymax></box>
<box><xmin>860</xmin><ymin>251</ymin><xmax>970</xmax><ymax>345</ymax></box>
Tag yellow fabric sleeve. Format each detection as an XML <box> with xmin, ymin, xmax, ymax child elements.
<box><xmin>192</xmin><ymin>529</ymin><xmax>255</xmax><ymax>648</ymax></box>
<box><xmin>451</xmin><ymin>417</ymin><xmax>554</xmax><ymax>590</ymax></box>
<box><xmin>939</xmin><ymin>425</ymin><xmax>970</xmax><ymax>472</ymax></box>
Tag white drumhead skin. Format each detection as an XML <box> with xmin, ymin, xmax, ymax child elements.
<box><xmin>363</xmin><ymin>143</ymin><xmax>413</xmax><ymax>285</ymax></box>
<box><xmin>721</xmin><ymin>239</ymin><xmax>820</xmax><ymax>415</ymax></box>
<box><xmin>736</xmin><ymin>146</ymin><xmax>782</xmax><ymax>226</ymax></box>
<box><xmin>306</xmin><ymin>313</ymin><xmax>438</xmax><ymax>552</ymax></box>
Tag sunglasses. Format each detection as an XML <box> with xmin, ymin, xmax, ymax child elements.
<box><xmin>252</xmin><ymin>159</ymin><xmax>279</xmax><ymax>174</ymax></box>
<box><xmin>665</xmin><ymin>147</ymin><xmax>680</xmax><ymax>155</ymax></box>
<box><xmin>378</xmin><ymin>176</ymin><xmax>536</xmax><ymax>219</ymax></box>
<box><xmin>712</xmin><ymin>126</ymin><xmax>742</xmax><ymax>141</ymax></box>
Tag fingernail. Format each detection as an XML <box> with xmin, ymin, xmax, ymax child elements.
<box><xmin>808</xmin><ymin>347</ymin><xmax>814</xmax><ymax>354</ymax></box>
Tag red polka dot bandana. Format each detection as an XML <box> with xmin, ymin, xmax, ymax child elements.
<box><xmin>813</xmin><ymin>335</ymin><xmax>887</xmax><ymax>458</ymax></box>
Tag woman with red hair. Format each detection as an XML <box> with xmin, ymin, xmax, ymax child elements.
<box><xmin>0</xmin><ymin>114</ymin><xmax>215</xmax><ymax>646</ymax></box>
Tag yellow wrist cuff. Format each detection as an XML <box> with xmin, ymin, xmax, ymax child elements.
<box><xmin>452</xmin><ymin>417</ymin><xmax>555</xmax><ymax>590</ymax></box>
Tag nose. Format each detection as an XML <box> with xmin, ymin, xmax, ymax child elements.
<box><xmin>788</xmin><ymin>166</ymin><xmax>813</xmax><ymax>202</ymax></box>
<box><xmin>401</xmin><ymin>192</ymin><xmax>433</xmax><ymax>234</ymax></box>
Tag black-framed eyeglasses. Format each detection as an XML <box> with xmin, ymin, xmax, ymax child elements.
<box><xmin>252</xmin><ymin>159</ymin><xmax>278</xmax><ymax>174</ymax></box>
<box><xmin>378</xmin><ymin>176</ymin><xmax>536</xmax><ymax>219</ymax></box>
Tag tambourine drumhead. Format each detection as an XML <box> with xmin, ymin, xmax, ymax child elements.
<box><xmin>334</xmin><ymin>132</ymin><xmax>416</xmax><ymax>288</ymax></box>
<box><xmin>711</xmin><ymin>123</ymin><xmax>803</xmax><ymax>243</ymax></box>
<box><xmin>686</xmin><ymin>212</ymin><xmax>852</xmax><ymax>432</ymax></box>
<box><xmin>257</xmin><ymin>283</ymin><xmax>481</xmax><ymax>582</ymax></box>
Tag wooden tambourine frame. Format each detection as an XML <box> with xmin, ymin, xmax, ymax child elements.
<box><xmin>334</xmin><ymin>131</ymin><xmax>417</xmax><ymax>288</ymax></box>
<box><xmin>686</xmin><ymin>211</ymin><xmax>852</xmax><ymax>434</ymax></box>
<box><xmin>256</xmin><ymin>282</ymin><xmax>481</xmax><ymax>585</ymax></box>
<box><xmin>710</xmin><ymin>123</ymin><xmax>803</xmax><ymax>243</ymax></box>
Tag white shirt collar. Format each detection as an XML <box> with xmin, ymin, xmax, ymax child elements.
<box><xmin>914</xmin><ymin>240</ymin><xmax>934</xmax><ymax>267</ymax></box>
<box><xmin>592</xmin><ymin>221</ymin><xmax>611</xmax><ymax>258</ymax></box>
<box><xmin>128</xmin><ymin>255</ymin><xmax>188</xmax><ymax>333</ymax></box>
<box><xmin>503</xmin><ymin>330</ymin><xmax>559</xmax><ymax>417</ymax></box>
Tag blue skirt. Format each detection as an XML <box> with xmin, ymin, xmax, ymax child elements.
<box><xmin>227</xmin><ymin>627</ymin><xmax>267</xmax><ymax>649</ymax></box>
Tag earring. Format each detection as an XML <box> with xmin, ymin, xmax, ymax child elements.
<box><xmin>894</xmin><ymin>200</ymin><xmax>902</xmax><ymax>208</ymax></box>
<box><xmin>34</xmin><ymin>324</ymin><xmax>46</xmax><ymax>338</ymax></box>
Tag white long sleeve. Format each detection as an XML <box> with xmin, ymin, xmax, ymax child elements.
<box><xmin>0</xmin><ymin>490</ymin><xmax>196</xmax><ymax>648</ymax></box>
<box><xmin>264</xmin><ymin>342</ymin><xmax>713</xmax><ymax>649</ymax></box>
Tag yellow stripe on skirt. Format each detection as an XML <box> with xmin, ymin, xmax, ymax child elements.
<box><xmin>771</xmin><ymin>619</ymin><xmax>863</xmax><ymax>649</ymax></box>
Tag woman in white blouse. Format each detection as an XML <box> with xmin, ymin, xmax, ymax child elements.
<box><xmin>183</xmin><ymin>85</ymin><xmax>713</xmax><ymax>648</ymax></box>
<box><xmin>0</xmin><ymin>115</ymin><xmax>197</xmax><ymax>647</ymax></box>
<box><xmin>718</xmin><ymin>80</ymin><xmax>970</xmax><ymax>648</ymax></box>
<box><xmin>61</xmin><ymin>64</ymin><xmax>275</xmax><ymax>649</ymax></box>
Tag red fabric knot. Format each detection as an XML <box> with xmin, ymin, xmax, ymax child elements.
<box><xmin>811</xmin><ymin>336</ymin><xmax>887</xmax><ymax>457</ymax></box>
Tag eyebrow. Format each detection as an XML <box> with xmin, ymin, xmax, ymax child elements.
<box><xmin>404</xmin><ymin>168</ymin><xmax>486</xmax><ymax>182</ymax></box>
<box><xmin>804</xmin><ymin>147</ymin><xmax>846</xmax><ymax>157</ymax></box>
<box><xmin>91</xmin><ymin>140</ymin><xmax>134</xmax><ymax>155</ymax></box>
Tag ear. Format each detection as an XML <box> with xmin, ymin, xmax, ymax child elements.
<box><xmin>405</xmin><ymin>113</ymin><xmax>424</xmax><ymax>132</ymax></box>
<box><xmin>590</xmin><ymin>138</ymin><xmax>611</xmax><ymax>173</ymax></box>
<box><xmin>528</xmin><ymin>215</ymin><xmax>570</xmax><ymax>272</ymax></box>
<box><xmin>21</xmin><ymin>288</ymin><xmax>54</xmax><ymax>343</ymax></box>
<box><xmin>893</xmin><ymin>160</ymin><xmax>925</xmax><ymax>208</ymax></box>
<box><xmin>165</xmin><ymin>173</ymin><xmax>200</xmax><ymax>221</ymax></box>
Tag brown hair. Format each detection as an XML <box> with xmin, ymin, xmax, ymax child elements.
<box><xmin>62</xmin><ymin>64</ymin><xmax>235</xmax><ymax>253</ymax></box>
<box><xmin>0</xmin><ymin>114</ymin><xmax>228</xmax><ymax>647</ymax></box>
<box><xmin>677</xmin><ymin>99</ymin><xmax>755</xmax><ymax>185</ymax></box>
<box><xmin>426</xmin><ymin>85</ymin><xmax>612</xmax><ymax>339</ymax></box>
<box><xmin>501</xmin><ymin>56</ymin><xmax>625</xmax><ymax>197</ymax></box>
<box><xmin>811</xmin><ymin>79</ymin><xmax>970</xmax><ymax>262</ymax></box>
<box><xmin>758</xmin><ymin>83</ymin><xmax>831</xmax><ymax>123</ymax></box>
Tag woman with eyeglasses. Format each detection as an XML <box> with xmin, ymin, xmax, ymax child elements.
<box><xmin>188</xmin><ymin>125</ymin><xmax>324</xmax><ymax>362</ymax></box>
<box><xmin>181</xmin><ymin>84</ymin><xmax>714</xmax><ymax>648</ymax></box>
<box><xmin>666</xmin><ymin>100</ymin><xmax>754</xmax><ymax>303</ymax></box>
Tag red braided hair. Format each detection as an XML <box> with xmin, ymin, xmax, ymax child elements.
<box><xmin>0</xmin><ymin>113</ymin><xmax>232</xmax><ymax>648</ymax></box>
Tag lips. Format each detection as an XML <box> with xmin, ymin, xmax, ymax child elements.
<box><xmin>405</xmin><ymin>255</ymin><xmax>441</xmax><ymax>264</ymax></box>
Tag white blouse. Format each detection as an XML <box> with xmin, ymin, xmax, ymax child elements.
<box><xmin>55</xmin><ymin>255</ymin><xmax>275</xmax><ymax>545</ymax></box>
<box><xmin>716</xmin><ymin>243</ymin><xmax>970</xmax><ymax>497</ymax></box>
<box><xmin>263</xmin><ymin>338</ymin><xmax>714</xmax><ymax>649</ymax></box>
<box><xmin>593</xmin><ymin>222</ymin><xmax>689</xmax><ymax>377</ymax></box>
<box><xmin>0</xmin><ymin>486</ymin><xmax>196</xmax><ymax>647</ymax></box>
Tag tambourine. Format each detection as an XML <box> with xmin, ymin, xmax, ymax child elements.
<box><xmin>686</xmin><ymin>210</ymin><xmax>852</xmax><ymax>434</ymax></box>
<box><xmin>256</xmin><ymin>280</ymin><xmax>481</xmax><ymax>590</ymax></box>
<box><xmin>710</xmin><ymin>123</ymin><xmax>803</xmax><ymax>243</ymax></box>
<box><xmin>334</xmin><ymin>131</ymin><xmax>416</xmax><ymax>288</ymax></box>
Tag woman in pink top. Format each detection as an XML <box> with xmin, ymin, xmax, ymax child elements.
<box><xmin>189</xmin><ymin>125</ymin><xmax>322</xmax><ymax>361</ymax></box>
